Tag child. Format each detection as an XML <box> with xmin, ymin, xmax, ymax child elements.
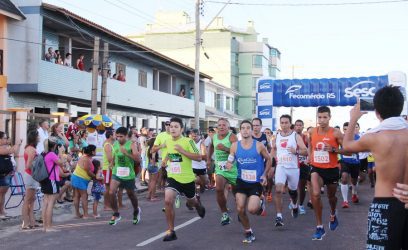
<box><xmin>91</xmin><ymin>160</ymin><xmax>105</xmax><ymax>218</ymax></box>
<box><xmin>146</xmin><ymin>138</ymin><xmax>160</xmax><ymax>201</ymax></box>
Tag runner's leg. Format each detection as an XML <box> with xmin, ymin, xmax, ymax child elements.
<box><xmin>311</xmin><ymin>172</ymin><xmax>324</xmax><ymax>226</ymax></box>
<box><xmin>164</xmin><ymin>188</ymin><xmax>177</xmax><ymax>231</ymax></box>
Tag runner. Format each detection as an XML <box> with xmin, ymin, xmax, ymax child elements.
<box><xmin>189</xmin><ymin>129</ymin><xmax>209</xmax><ymax>195</ymax></box>
<box><xmin>152</xmin><ymin>121</ymin><xmax>172</xmax><ymax>192</ymax></box>
<box><xmin>293</xmin><ymin>119</ymin><xmax>310</xmax><ymax>215</ymax></box>
<box><xmin>207</xmin><ymin>118</ymin><xmax>238</xmax><ymax>226</ymax></box>
<box><xmin>271</xmin><ymin>115</ymin><xmax>308</xmax><ymax>226</ymax></box>
<box><xmin>162</xmin><ymin>117</ymin><xmax>205</xmax><ymax>241</ymax></box>
<box><xmin>356</xmin><ymin>123</ymin><xmax>368</xmax><ymax>184</ymax></box>
<box><xmin>342</xmin><ymin>86</ymin><xmax>408</xmax><ymax>249</ymax></box>
<box><xmin>308</xmin><ymin>106</ymin><xmax>348</xmax><ymax>240</ymax></box>
<box><xmin>226</xmin><ymin>120</ymin><xmax>272</xmax><ymax>243</ymax></box>
<box><xmin>263</xmin><ymin>128</ymin><xmax>275</xmax><ymax>203</ymax></box>
<box><xmin>339</xmin><ymin>122</ymin><xmax>361</xmax><ymax>208</ymax></box>
<box><xmin>367</xmin><ymin>151</ymin><xmax>376</xmax><ymax>188</ymax></box>
<box><xmin>251</xmin><ymin>118</ymin><xmax>271</xmax><ymax>215</ymax></box>
<box><xmin>108</xmin><ymin>127</ymin><xmax>141</xmax><ymax>226</ymax></box>
<box><xmin>203</xmin><ymin>127</ymin><xmax>216</xmax><ymax>189</ymax></box>
<box><xmin>102</xmin><ymin>130</ymin><xmax>115</xmax><ymax>211</ymax></box>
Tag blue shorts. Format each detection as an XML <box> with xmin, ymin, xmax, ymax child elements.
<box><xmin>148</xmin><ymin>165</ymin><xmax>159</xmax><ymax>174</ymax></box>
<box><xmin>368</xmin><ymin>162</ymin><xmax>375</xmax><ymax>169</ymax></box>
<box><xmin>71</xmin><ymin>175</ymin><xmax>90</xmax><ymax>191</ymax></box>
<box><xmin>92</xmin><ymin>192</ymin><xmax>102</xmax><ymax>201</ymax></box>
<box><xmin>0</xmin><ymin>175</ymin><xmax>11</xmax><ymax>187</ymax></box>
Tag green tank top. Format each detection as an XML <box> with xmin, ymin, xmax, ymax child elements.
<box><xmin>213</xmin><ymin>132</ymin><xmax>232</xmax><ymax>162</ymax></box>
<box><xmin>112</xmin><ymin>140</ymin><xmax>135</xmax><ymax>180</ymax></box>
<box><xmin>102</xmin><ymin>142</ymin><xmax>114</xmax><ymax>171</ymax></box>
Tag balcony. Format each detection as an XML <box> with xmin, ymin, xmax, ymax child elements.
<box><xmin>35</xmin><ymin>60</ymin><xmax>205</xmax><ymax>118</ymax></box>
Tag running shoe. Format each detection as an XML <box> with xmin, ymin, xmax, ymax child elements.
<box><xmin>163</xmin><ymin>230</ymin><xmax>177</xmax><ymax>241</ymax></box>
<box><xmin>307</xmin><ymin>201</ymin><xmax>313</xmax><ymax>209</ymax></box>
<box><xmin>242</xmin><ymin>231</ymin><xmax>256</xmax><ymax>243</ymax></box>
<box><xmin>133</xmin><ymin>207</ymin><xmax>141</xmax><ymax>225</ymax></box>
<box><xmin>258</xmin><ymin>196</ymin><xmax>266</xmax><ymax>216</ymax></box>
<box><xmin>162</xmin><ymin>207</ymin><xmax>166</xmax><ymax>212</ymax></box>
<box><xmin>291</xmin><ymin>206</ymin><xmax>299</xmax><ymax>218</ymax></box>
<box><xmin>312</xmin><ymin>227</ymin><xmax>326</xmax><ymax>240</ymax></box>
<box><xmin>351</xmin><ymin>194</ymin><xmax>359</xmax><ymax>203</ymax></box>
<box><xmin>196</xmin><ymin>203</ymin><xmax>206</xmax><ymax>218</ymax></box>
<box><xmin>342</xmin><ymin>201</ymin><xmax>349</xmax><ymax>208</ymax></box>
<box><xmin>299</xmin><ymin>205</ymin><xmax>306</xmax><ymax>215</ymax></box>
<box><xmin>275</xmin><ymin>216</ymin><xmax>284</xmax><ymax>227</ymax></box>
<box><xmin>320</xmin><ymin>187</ymin><xmax>325</xmax><ymax>194</ymax></box>
<box><xmin>221</xmin><ymin>213</ymin><xmax>231</xmax><ymax>226</ymax></box>
<box><xmin>329</xmin><ymin>214</ymin><xmax>339</xmax><ymax>231</ymax></box>
<box><xmin>108</xmin><ymin>215</ymin><xmax>122</xmax><ymax>225</ymax></box>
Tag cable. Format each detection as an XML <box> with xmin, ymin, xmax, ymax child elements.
<box><xmin>206</xmin><ymin>0</ymin><xmax>408</xmax><ymax>6</ymax></box>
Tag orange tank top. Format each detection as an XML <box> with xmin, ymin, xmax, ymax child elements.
<box><xmin>310</xmin><ymin>127</ymin><xmax>339</xmax><ymax>169</ymax></box>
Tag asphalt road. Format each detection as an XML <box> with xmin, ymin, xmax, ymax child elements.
<box><xmin>0</xmin><ymin>182</ymin><xmax>373</xmax><ymax>250</ymax></box>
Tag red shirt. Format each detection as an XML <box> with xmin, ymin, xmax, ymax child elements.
<box><xmin>77</xmin><ymin>60</ymin><xmax>84</xmax><ymax>71</ymax></box>
<box><xmin>310</xmin><ymin>127</ymin><xmax>339</xmax><ymax>169</ymax></box>
<box><xmin>24</xmin><ymin>146</ymin><xmax>37</xmax><ymax>175</ymax></box>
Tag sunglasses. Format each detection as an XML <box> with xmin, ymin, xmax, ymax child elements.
<box><xmin>165</xmin><ymin>124</ymin><xmax>170</xmax><ymax>126</ymax></box>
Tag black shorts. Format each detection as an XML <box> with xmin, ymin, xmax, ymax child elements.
<box><xmin>166</xmin><ymin>178</ymin><xmax>195</xmax><ymax>199</ymax></box>
<box><xmin>310</xmin><ymin>166</ymin><xmax>339</xmax><ymax>186</ymax></box>
<box><xmin>360</xmin><ymin>158</ymin><xmax>368</xmax><ymax>172</ymax></box>
<box><xmin>112</xmin><ymin>175</ymin><xmax>136</xmax><ymax>190</ymax></box>
<box><xmin>235</xmin><ymin>178</ymin><xmax>263</xmax><ymax>197</ymax></box>
<box><xmin>340</xmin><ymin>162</ymin><xmax>360</xmax><ymax>179</ymax></box>
<box><xmin>299</xmin><ymin>164</ymin><xmax>311</xmax><ymax>181</ymax></box>
<box><xmin>40</xmin><ymin>179</ymin><xmax>60</xmax><ymax>195</ymax></box>
<box><xmin>193</xmin><ymin>168</ymin><xmax>207</xmax><ymax>176</ymax></box>
<box><xmin>367</xmin><ymin>198</ymin><xmax>408</xmax><ymax>250</ymax></box>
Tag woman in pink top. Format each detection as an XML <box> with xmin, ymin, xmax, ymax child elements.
<box><xmin>21</xmin><ymin>130</ymin><xmax>40</xmax><ymax>230</ymax></box>
<box><xmin>41</xmin><ymin>137</ymin><xmax>64</xmax><ymax>232</ymax></box>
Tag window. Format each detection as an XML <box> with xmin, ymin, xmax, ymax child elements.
<box><xmin>116</xmin><ymin>63</ymin><xmax>126</xmax><ymax>77</ymax></box>
<box><xmin>226</xmin><ymin>96</ymin><xmax>234</xmax><ymax>112</ymax></box>
<box><xmin>138</xmin><ymin>70</ymin><xmax>147</xmax><ymax>87</ymax></box>
<box><xmin>205</xmin><ymin>90</ymin><xmax>216</xmax><ymax>108</ymax></box>
<box><xmin>252</xmin><ymin>55</ymin><xmax>262</xmax><ymax>68</ymax></box>
<box><xmin>252</xmin><ymin>77</ymin><xmax>259</xmax><ymax>91</ymax></box>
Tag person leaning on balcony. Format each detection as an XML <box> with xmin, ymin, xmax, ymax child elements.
<box><xmin>117</xmin><ymin>70</ymin><xmax>126</xmax><ymax>82</ymax></box>
<box><xmin>76</xmin><ymin>54</ymin><xmax>85</xmax><ymax>71</ymax></box>
<box><xmin>45</xmin><ymin>47</ymin><xmax>56</xmax><ymax>62</ymax></box>
<box><xmin>179</xmin><ymin>88</ymin><xmax>186</xmax><ymax>98</ymax></box>
<box><xmin>64</xmin><ymin>53</ymin><xmax>72</xmax><ymax>67</ymax></box>
<box><xmin>54</xmin><ymin>50</ymin><xmax>63</xmax><ymax>65</ymax></box>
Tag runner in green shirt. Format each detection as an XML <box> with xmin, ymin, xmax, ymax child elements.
<box><xmin>162</xmin><ymin>117</ymin><xmax>206</xmax><ymax>242</ymax></box>
<box><xmin>152</xmin><ymin>121</ymin><xmax>172</xmax><ymax>191</ymax></box>
<box><xmin>109</xmin><ymin>127</ymin><xmax>141</xmax><ymax>226</ymax></box>
<box><xmin>207</xmin><ymin>118</ymin><xmax>238</xmax><ymax>226</ymax></box>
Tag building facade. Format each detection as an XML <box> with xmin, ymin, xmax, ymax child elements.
<box><xmin>128</xmin><ymin>12</ymin><xmax>281</xmax><ymax>119</ymax></box>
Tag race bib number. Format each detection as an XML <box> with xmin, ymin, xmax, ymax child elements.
<box><xmin>116</xmin><ymin>167</ymin><xmax>130</xmax><ymax>177</ymax></box>
<box><xmin>218</xmin><ymin>161</ymin><xmax>227</xmax><ymax>171</ymax></box>
<box><xmin>278</xmin><ymin>155</ymin><xmax>294</xmax><ymax>164</ymax></box>
<box><xmin>241</xmin><ymin>169</ymin><xmax>257</xmax><ymax>182</ymax></box>
<box><xmin>169</xmin><ymin>162</ymin><xmax>182</xmax><ymax>174</ymax></box>
<box><xmin>314</xmin><ymin>151</ymin><xmax>329</xmax><ymax>163</ymax></box>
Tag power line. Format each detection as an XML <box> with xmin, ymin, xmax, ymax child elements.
<box><xmin>206</xmin><ymin>0</ymin><xmax>408</xmax><ymax>6</ymax></box>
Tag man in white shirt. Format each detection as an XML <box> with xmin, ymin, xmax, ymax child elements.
<box><xmin>36</xmin><ymin>120</ymin><xmax>49</xmax><ymax>154</ymax></box>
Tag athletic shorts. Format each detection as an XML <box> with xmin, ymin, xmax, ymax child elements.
<box><xmin>193</xmin><ymin>168</ymin><xmax>207</xmax><ymax>176</ymax></box>
<box><xmin>148</xmin><ymin>165</ymin><xmax>159</xmax><ymax>174</ymax></box>
<box><xmin>367</xmin><ymin>197</ymin><xmax>408</xmax><ymax>250</ymax></box>
<box><xmin>141</xmin><ymin>155</ymin><xmax>147</xmax><ymax>170</ymax></box>
<box><xmin>368</xmin><ymin>162</ymin><xmax>375</xmax><ymax>169</ymax></box>
<box><xmin>40</xmin><ymin>179</ymin><xmax>60</xmax><ymax>195</ymax></box>
<box><xmin>71</xmin><ymin>175</ymin><xmax>90</xmax><ymax>191</ymax></box>
<box><xmin>235</xmin><ymin>178</ymin><xmax>262</xmax><ymax>197</ymax></box>
<box><xmin>112</xmin><ymin>175</ymin><xmax>136</xmax><ymax>190</ymax></box>
<box><xmin>166</xmin><ymin>178</ymin><xmax>195</xmax><ymax>199</ymax></box>
<box><xmin>360</xmin><ymin>158</ymin><xmax>368</xmax><ymax>172</ymax></box>
<box><xmin>299</xmin><ymin>164</ymin><xmax>311</xmax><ymax>181</ymax></box>
<box><xmin>310</xmin><ymin>166</ymin><xmax>339</xmax><ymax>186</ymax></box>
<box><xmin>0</xmin><ymin>175</ymin><xmax>11</xmax><ymax>187</ymax></box>
<box><xmin>275</xmin><ymin>166</ymin><xmax>299</xmax><ymax>190</ymax></box>
<box><xmin>23</xmin><ymin>172</ymin><xmax>39</xmax><ymax>189</ymax></box>
<box><xmin>340</xmin><ymin>162</ymin><xmax>360</xmax><ymax>179</ymax></box>
<box><xmin>102</xmin><ymin>170</ymin><xmax>112</xmax><ymax>185</ymax></box>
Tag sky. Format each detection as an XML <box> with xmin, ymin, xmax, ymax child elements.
<box><xmin>43</xmin><ymin>0</ymin><xmax>408</xmax><ymax>130</ymax></box>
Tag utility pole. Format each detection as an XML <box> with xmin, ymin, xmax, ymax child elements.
<box><xmin>101</xmin><ymin>42</ymin><xmax>109</xmax><ymax>115</ymax></box>
<box><xmin>194</xmin><ymin>0</ymin><xmax>201</xmax><ymax>129</ymax></box>
<box><xmin>91</xmin><ymin>37</ymin><xmax>100</xmax><ymax>115</ymax></box>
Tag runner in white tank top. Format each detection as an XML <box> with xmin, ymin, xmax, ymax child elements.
<box><xmin>189</xmin><ymin>129</ymin><xmax>209</xmax><ymax>196</ymax></box>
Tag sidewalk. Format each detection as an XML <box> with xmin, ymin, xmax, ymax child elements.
<box><xmin>1</xmin><ymin>177</ymin><xmax>148</xmax><ymax>223</ymax></box>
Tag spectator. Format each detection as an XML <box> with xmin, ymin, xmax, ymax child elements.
<box><xmin>41</xmin><ymin>137</ymin><xmax>64</xmax><ymax>232</ymax></box>
<box><xmin>179</xmin><ymin>88</ymin><xmax>186</xmax><ymax>98</ymax></box>
<box><xmin>107</xmin><ymin>69</ymin><xmax>112</xmax><ymax>78</ymax></box>
<box><xmin>37</xmin><ymin>120</ymin><xmax>49</xmax><ymax>154</ymax></box>
<box><xmin>146</xmin><ymin>138</ymin><xmax>160</xmax><ymax>201</ymax></box>
<box><xmin>190</xmin><ymin>88</ymin><xmax>194</xmax><ymax>100</ymax></box>
<box><xmin>91</xmin><ymin>160</ymin><xmax>104</xmax><ymax>218</ymax></box>
<box><xmin>21</xmin><ymin>130</ymin><xmax>40</xmax><ymax>230</ymax></box>
<box><xmin>55</xmin><ymin>50</ymin><xmax>63</xmax><ymax>65</ymax></box>
<box><xmin>44</xmin><ymin>47</ymin><xmax>56</xmax><ymax>62</ymax></box>
<box><xmin>78</xmin><ymin>130</ymin><xmax>89</xmax><ymax>149</ymax></box>
<box><xmin>116</xmin><ymin>70</ymin><xmax>126</xmax><ymax>82</ymax></box>
<box><xmin>56</xmin><ymin>154</ymin><xmax>73</xmax><ymax>204</ymax></box>
<box><xmin>0</xmin><ymin>131</ymin><xmax>22</xmax><ymax>219</ymax></box>
<box><xmin>69</xmin><ymin>132</ymin><xmax>81</xmax><ymax>164</ymax></box>
<box><xmin>76</xmin><ymin>54</ymin><xmax>85</xmax><ymax>71</ymax></box>
<box><xmin>50</xmin><ymin>122</ymin><xmax>69</xmax><ymax>150</ymax></box>
<box><xmin>64</xmin><ymin>53</ymin><xmax>72</xmax><ymax>67</ymax></box>
<box><xmin>112</xmin><ymin>73</ymin><xmax>117</xmax><ymax>79</ymax></box>
<box><xmin>71</xmin><ymin>145</ymin><xmax>96</xmax><ymax>219</ymax></box>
